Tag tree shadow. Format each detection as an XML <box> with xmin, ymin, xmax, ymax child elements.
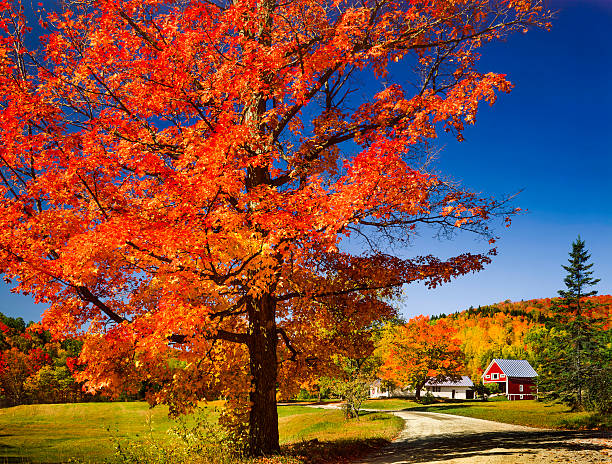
<box><xmin>402</xmin><ymin>404</ymin><xmax>470</xmax><ymax>412</ymax></box>
<box><xmin>365</xmin><ymin>429</ymin><xmax>610</xmax><ymax>464</ymax></box>
<box><xmin>284</xmin><ymin>437</ymin><xmax>391</xmax><ymax>463</ymax></box>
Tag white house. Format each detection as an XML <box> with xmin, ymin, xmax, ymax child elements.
<box><xmin>369</xmin><ymin>379</ymin><xmax>389</xmax><ymax>398</ymax></box>
<box><xmin>424</xmin><ymin>376</ymin><xmax>475</xmax><ymax>399</ymax></box>
<box><xmin>369</xmin><ymin>379</ymin><xmax>414</xmax><ymax>398</ymax></box>
<box><xmin>370</xmin><ymin>376</ymin><xmax>475</xmax><ymax>399</ymax></box>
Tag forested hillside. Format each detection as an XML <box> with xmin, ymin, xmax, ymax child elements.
<box><xmin>432</xmin><ymin>295</ymin><xmax>612</xmax><ymax>381</ymax></box>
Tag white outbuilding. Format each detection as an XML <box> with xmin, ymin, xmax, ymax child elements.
<box><xmin>425</xmin><ymin>376</ymin><xmax>475</xmax><ymax>399</ymax></box>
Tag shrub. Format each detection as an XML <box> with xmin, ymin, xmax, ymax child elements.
<box><xmin>421</xmin><ymin>391</ymin><xmax>436</xmax><ymax>404</ymax></box>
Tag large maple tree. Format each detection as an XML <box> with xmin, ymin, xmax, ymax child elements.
<box><xmin>0</xmin><ymin>0</ymin><xmax>549</xmax><ymax>455</ymax></box>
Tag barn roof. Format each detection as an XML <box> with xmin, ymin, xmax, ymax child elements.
<box><xmin>425</xmin><ymin>375</ymin><xmax>474</xmax><ymax>387</ymax></box>
<box><xmin>490</xmin><ymin>359</ymin><xmax>538</xmax><ymax>378</ymax></box>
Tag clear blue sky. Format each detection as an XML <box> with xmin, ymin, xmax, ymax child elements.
<box><xmin>399</xmin><ymin>0</ymin><xmax>612</xmax><ymax>318</ymax></box>
<box><xmin>1</xmin><ymin>0</ymin><xmax>610</xmax><ymax>322</ymax></box>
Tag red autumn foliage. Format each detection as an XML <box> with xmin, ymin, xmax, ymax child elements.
<box><xmin>0</xmin><ymin>0</ymin><xmax>551</xmax><ymax>454</ymax></box>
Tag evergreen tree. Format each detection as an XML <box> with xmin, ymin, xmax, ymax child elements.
<box><xmin>558</xmin><ymin>236</ymin><xmax>600</xmax><ymax>313</ymax></box>
<box><xmin>530</xmin><ymin>237</ymin><xmax>610</xmax><ymax>411</ymax></box>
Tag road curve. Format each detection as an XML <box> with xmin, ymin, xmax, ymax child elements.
<box><xmin>349</xmin><ymin>409</ymin><xmax>611</xmax><ymax>464</ymax></box>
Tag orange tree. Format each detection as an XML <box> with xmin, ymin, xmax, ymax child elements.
<box><xmin>378</xmin><ymin>316</ymin><xmax>464</xmax><ymax>400</ymax></box>
<box><xmin>0</xmin><ymin>0</ymin><xmax>549</xmax><ymax>455</ymax></box>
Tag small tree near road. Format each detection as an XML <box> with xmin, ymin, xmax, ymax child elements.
<box><xmin>321</xmin><ymin>353</ymin><xmax>379</xmax><ymax>420</ymax></box>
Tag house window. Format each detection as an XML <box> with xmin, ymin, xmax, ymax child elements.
<box><xmin>432</xmin><ymin>386</ymin><xmax>441</xmax><ymax>392</ymax></box>
<box><xmin>520</xmin><ymin>395</ymin><xmax>524</xmax><ymax>400</ymax></box>
<box><xmin>492</xmin><ymin>373</ymin><xmax>498</xmax><ymax>380</ymax></box>
<box><xmin>519</xmin><ymin>385</ymin><xmax>524</xmax><ymax>392</ymax></box>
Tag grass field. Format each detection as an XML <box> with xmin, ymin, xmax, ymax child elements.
<box><xmin>0</xmin><ymin>402</ymin><xmax>181</xmax><ymax>463</ymax></box>
<box><xmin>0</xmin><ymin>402</ymin><xmax>404</xmax><ymax>463</ymax></box>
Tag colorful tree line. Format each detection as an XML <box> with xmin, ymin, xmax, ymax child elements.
<box><xmin>0</xmin><ymin>312</ymin><xmax>98</xmax><ymax>407</ymax></box>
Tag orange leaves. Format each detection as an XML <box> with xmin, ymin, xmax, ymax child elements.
<box><xmin>376</xmin><ymin>316</ymin><xmax>464</xmax><ymax>390</ymax></box>
<box><xmin>0</xmin><ymin>0</ymin><xmax>551</xmax><ymax>447</ymax></box>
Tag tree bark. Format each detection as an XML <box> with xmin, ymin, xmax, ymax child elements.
<box><xmin>415</xmin><ymin>380</ymin><xmax>426</xmax><ymax>402</ymax></box>
<box><xmin>247</xmin><ymin>294</ymin><xmax>281</xmax><ymax>456</ymax></box>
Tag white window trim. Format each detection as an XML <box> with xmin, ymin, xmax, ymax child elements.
<box><xmin>492</xmin><ymin>373</ymin><xmax>498</xmax><ymax>380</ymax></box>
<box><xmin>519</xmin><ymin>384</ymin><xmax>524</xmax><ymax>392</ymax></box>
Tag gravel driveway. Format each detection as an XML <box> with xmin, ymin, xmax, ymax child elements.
<box><xmin>354</xmin><ymin>410</ymin><xmax>611</xmax><ymax>464</ymax></box>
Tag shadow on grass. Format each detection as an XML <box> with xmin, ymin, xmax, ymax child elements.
<box><xmin>283</xmin><ymin>437</ymin><xmax>391</xmax><ymax>464</ymax></box>
<box><xmin>401</xmin><ymin>404</ymin><xmax>471</xmax><ymax>412</ymax></box>
<box><xmin>366</xmin><ymin>430</ymin><xmax>611</xmax><ymax>464</ymax></box>
<box><xmin>0</xmin><ymin>457</ymin><xmax>34</xmax><ymax>464</ymax></box>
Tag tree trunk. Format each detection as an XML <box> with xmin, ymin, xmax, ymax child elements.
<box><xmin>415</xmin><ymin>380</ymin><xmax>426</xmax><ymax>402</ymax></box>
<box><xmin>247</xmin><ymin>294</ymin><xmax>281</xmax><ymax>456</ymax></box>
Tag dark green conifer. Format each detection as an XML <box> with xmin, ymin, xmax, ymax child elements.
<box><xmin>530</xmin><ymin>237</ymin><xmax>610</xmax><ymax>412</ymax></box>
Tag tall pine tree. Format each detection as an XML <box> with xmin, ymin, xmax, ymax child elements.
<box><xmin>531</xmin><ymin>237</ymin><xmax>609</xmax><ymax>411</ymax></box>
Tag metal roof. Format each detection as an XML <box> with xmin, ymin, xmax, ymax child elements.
<box><xmin>490</xmin><ymin>359</ymin><xmax>538</xmax><ymax>378</ymax></box>
<box><xmin>425</xmin><ymin>375</ymin><xmax>474</xmax><ymax>387</ymax></box>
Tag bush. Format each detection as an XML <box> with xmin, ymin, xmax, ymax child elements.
<box><xmin>421</xmin><ymin>391</ymin><xmax>436</xmax><ymax>404</ymax></box>
<box><xmin>295</xmin><ymin>389</ymin><xmax>314</xmax><ymax>401</ymax></box>
<box><xmin>585</xmin><ymin>365</ymin><xmax>612</xmax><ymax>415</ymax></box>
<box><xmin>110</xmin><ymin>407</ymin><xmax>244</xmax><ymax>464</ymax></box>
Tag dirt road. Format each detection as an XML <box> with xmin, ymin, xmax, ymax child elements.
<box><xmin>355</xmin><ymin>410</ymin><xmax>611</xmax><ymax>464</ymax></box>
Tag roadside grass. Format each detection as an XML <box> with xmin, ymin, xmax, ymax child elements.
<box><xmin>280</xmin><ymin>409</ymin><xmax>403</xmax><ymax>443</ymax></box>
<box><xmin>363</xmin><ymin>396</ymin><xmax>608</xmax><ymax>430</ymax></box>
<box><xmin>362</xmin><ymin>398</ymin><xmax>420</xmax><ymax>410</ymax></box>
<box><xmin>0</xmin><ymin>402</ymin><xmax>403</xmax><ymax>463</ymax></box>
<box><xmin>280</xmin><ymin>409</ymin><xmax>404</xmax><ymax>464</ymax></box>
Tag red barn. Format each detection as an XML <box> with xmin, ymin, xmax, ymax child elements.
<box><xmin>482</xmin><ymin>359</ymin><xmax>538</xmax><ymax>400</ymax></box>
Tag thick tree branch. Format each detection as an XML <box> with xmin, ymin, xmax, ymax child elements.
<box><xmin>277</xmin><ymin>327</ymin><xmax>298</xmax><ymax>362</ymax></box>
<box><xmin>169</xmin><ymin>329</ymin><xmax>249</xmax><ymax>345</ymax></box>
<box><xmin>75</xmin><ymin>285</ymin><xmax>126</xmax><ymax>324</ymax></box>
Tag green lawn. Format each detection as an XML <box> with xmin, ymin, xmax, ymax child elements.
<box><xmin>0</xmin><ymin>402</ymin><xmax>182</xmax><ymax>463</ymax></box>
<box><xmin>0</xmin><ymin>402</ymin><xmax>404</xmax><ymax>463</ymax></box>
<box><xmin>279</xmin><ymin>409</ymin><xmax>402</xmax><ymax>444</ymax></box>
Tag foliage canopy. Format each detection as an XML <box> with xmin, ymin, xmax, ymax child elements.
<box><xmin>0</xmin><ymin>0</ymin><xmax>550</xmax><ymax>454</ymax></box>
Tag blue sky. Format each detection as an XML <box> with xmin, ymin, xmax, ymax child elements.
<box><xmin>1</xmin><ymin>0</ymin><xmax>611</xmax><ymax>322</ymax></box>
<box><xmin>399</xmin><ymin>0</ymin><xmax>612</xmax><ymax>318</ymax></box>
